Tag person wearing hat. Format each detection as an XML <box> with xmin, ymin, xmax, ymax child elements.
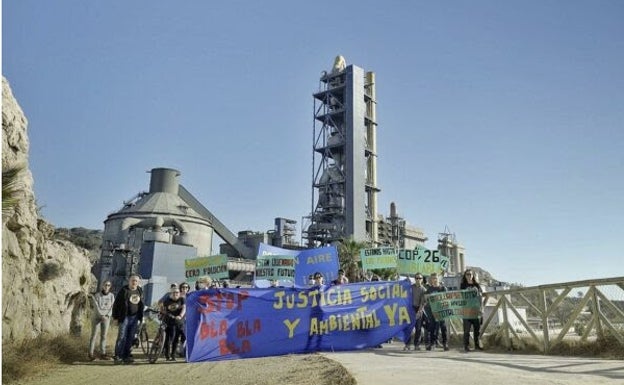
<box><xmin>158</xmin><ymin>283</ymin><xmax>180</xmax><ymax>304</ymax></box>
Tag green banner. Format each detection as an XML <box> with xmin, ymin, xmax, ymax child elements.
<box><xmin>396</xmin><ymin>245</ymin><xmax>450</xmax><ymax>276</ymax></box>
<box><xmin>255</xmin><ymin>254</ymin><xmax>296</xmax><ymax>281</ymax></box>
<box><xmin>360</xmin><ymin>247</ymin><xmax>397</xmax><ymax>270</ymax></box>
<box><xmin>426</xmin><ymin>289</ymin><xmax>482</xmax><ymax>321</ymax></box>
<box><xmin>185</xmin><ymin>254</ymin><xmax>229</xmax><ymax>281</ymax></box>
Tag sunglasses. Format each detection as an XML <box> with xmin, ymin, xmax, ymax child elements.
<box><xmin>415</xmin><ymin>277</ymin><xmax>423</xmax><ymax>280</ymax></box>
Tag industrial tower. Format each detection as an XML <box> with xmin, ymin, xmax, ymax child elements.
<box><xmin>303</xmin><ymin>56</ymin><xmax>380</xmax><ymax>246</ymax></box>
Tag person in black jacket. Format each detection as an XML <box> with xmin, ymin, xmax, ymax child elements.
<box><xmin>112</xmin><ymin>275</ymin><xmax>144</xmax><ymax>364</ymax></box>
<box><xmin>424</xmin><ymin>273</ymin><xmax>449</xmax><ymax>351</ymax></box>
<box><xmin>460</xmin><ymin>269</ymin><xmax>484</xmax><ymax>352</ymax></box>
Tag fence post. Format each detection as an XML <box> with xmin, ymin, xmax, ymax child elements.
<box><xmin>501</xmin><ymin>296</ymin><xmax>511</xmax><ymax>350</ymax></box>
<box><xmin>540</xmin><ymin>289</ymin><xmax>550</xmax><ymax>353</ymax></box>
<box><xmin>590</xmin><ymin>286</ymin><xmax>604</xmax><ymax>339</ymax></box>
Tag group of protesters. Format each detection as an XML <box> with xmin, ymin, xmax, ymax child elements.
<box><xmin>406</xmin><ymin>269</ymin><xmax>486</xmax><ymax>352</ymax></box>
<box><xmin>87</xmin><ymin>274</ymin><xmax>217</xmax><ymax>364</ymax></box>
<box><xmin>87</xmin><ymin>268</ymin><xmax>485</xmax><ymax>363</ymax></box>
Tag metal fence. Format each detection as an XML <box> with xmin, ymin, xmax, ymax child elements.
<box><xmin>446</xmin><ymin>276</ymin><xmax>624</xmax><ymax>353</ymax></box>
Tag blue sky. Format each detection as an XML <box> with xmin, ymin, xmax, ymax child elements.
<box><xmin>3</xmin><ymin>1</ymin><xmax>623</xmax><ymax>286</ymax></box>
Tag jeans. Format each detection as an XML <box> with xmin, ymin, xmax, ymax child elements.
<box><xmin>89</xmin><ymin>315</ymin><xmax>111</xmax><ymax>355</ymax></box>
<box><xmin>114</xmin><ymin>315</ymin><xmax>138</xmax><ymax>360</ymax></box>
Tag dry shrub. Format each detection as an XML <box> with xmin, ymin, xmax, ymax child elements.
<box><xmin>482</xmin><ymin>328</ymin><xmax>623</xmax><ymax>359</ymax></box>
<box><xmin>2</xmin><ymin>333</ymin><xmax>89</xmax><ymax>384</ymax></box>
<box><xmin>550</xmin><ymin>333</ymin><xmax>624</xmax><ymax>359</ymax></box>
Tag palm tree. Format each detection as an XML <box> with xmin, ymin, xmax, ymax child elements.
<box><xmin>2</xmin><ymin>164</ymin><xmax>24</xmax><ymax>217</ymax></box>
<box><xmin>337</xmin><ymin>237</ymin><xmax>370</xmax><ymax>283</ymax></box>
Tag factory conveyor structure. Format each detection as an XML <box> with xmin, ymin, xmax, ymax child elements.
<box><xmin>178</xmin><ymin>185</ymin><xmax>255</xmax><ymax>259</ymax></box>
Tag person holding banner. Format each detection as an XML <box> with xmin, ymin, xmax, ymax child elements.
<box><xmin>195</xmin><ymin>275</ymin><xmax>213</xmax><ymax>290</ymax></box>
<box><xmin>460</xmin><ymin>269</ymin><xmax>484</xmax><ymax>352</ymax></box>
<box><xmin>404</xmin><ymin>273</ymin><xmax>427</xmax><ymax>351</ymax></box>
<box><xmin>332</xmin><ymin>269</ymin><xmax>349</xmax><ymax>285</ymax></box>
<box><xmin>312</xmin><ymin>272</ymin><xmax>325</xmax><ymax>286</ymax></box>
<box><xmin>424</xmin><ymin>273</ymin><xmax>449</xmax><ymax>351</ymax></box>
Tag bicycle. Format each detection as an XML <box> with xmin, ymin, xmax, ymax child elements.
<box><xmin>146</xmin><ymin>312</ymin><xmax>176</xmax><ymax>364</ymax></box>
<box><xmin>133</xmin><ymin>307</ymin><xmax>159</xmax><ymax>354</ymax></box>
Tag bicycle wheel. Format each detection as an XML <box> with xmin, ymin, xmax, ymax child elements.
<box><xmin>139</xmin><ymin>324</ymin><xmax>150</xmax><ymax>354</ymax></box>
<box><xmin>147</xmin><ymin>327</ymin><xmax>165</xmax><ymax>364</ymax></box>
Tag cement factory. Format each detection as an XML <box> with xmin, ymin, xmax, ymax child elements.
<box><xmin>93</xmin><ymin>57</ymin><xmax>466</xmax><ymax>303</ymax></box>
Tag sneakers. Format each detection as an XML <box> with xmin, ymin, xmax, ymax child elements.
<box><xmin>403</xmin><ymin>345</ymin><xmax>410</xmax><ymax>351</ymax></box>
<box><xmin>113</xmin><ymin>357</ymin><xmax>123</xmax><ymax>365</ymax></box>
<box><xmin>122</xmin><ymin>357</ymin><xmax>135</xmax><ymax>365</ymax></box>
<box><xmin>425</xmin><ymin>345</ymin><xmax>432</xmax><ymax>351</ymax></box>
<box><xmin>443</xmin><ymin>345</ymin><xmax>449</xmax><ymax>351</ymax></box>
<box><xmin>464</xmin><ymin>346</ymin><xmax>471</xmax><ymax>352</ymax></box>
<box><xmin>88</xmin><ymin>353</ymin><xmax>96</xmax><ymax>361</ymax></box>
<box><xmin>100</xmin><ymin>354</ymin><xmax>112</xmax><ymax>360</ymax></box>
<box><xmin>475</xmin><ymin>345</ymin><xmax>484</xmax><ymax>351</ymax></box>
<box><xmin>413</xmin><ymin>345</ymin><xmax>421</xmax><ymax>351</ymax></box>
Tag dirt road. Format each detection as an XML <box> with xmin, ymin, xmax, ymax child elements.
<box><xmin>13</xmin><ymin>354</ymin><xmax>354</xmax><ymax>385</ymax></box>
<box><xmin>14</xmin><ymin>344</ymin><xmax>624</xmax><ymax>385</ymax></box>
<box><xmin>323</xmin><ymin>344</ymin><xmax>624</xmax><ymax>385</ymax></box>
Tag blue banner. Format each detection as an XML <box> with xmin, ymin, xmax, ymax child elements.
<box><xmin>294</xmin><ymin>246</ymin><xmax>340</xmax><ymax>287</ymax></box>
<box><xmin>256</xmin><ymin>244</ymin><xmax>340</xmax><ymax>287</ymax></box>
<box><xmin>185</xmin><ymin>279</ymin><xmax>415</xmax><ymax>362</ymax></box>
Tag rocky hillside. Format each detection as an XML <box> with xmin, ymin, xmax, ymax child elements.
<box><xmin>468</xmin><ymin>266</ymin><xmax>497</xmax><ymax>285</ymax></box>
<box><xmin>2</xmin><ymin>77</ymin><xmax>94</xmax><ymax>343</ymax></box>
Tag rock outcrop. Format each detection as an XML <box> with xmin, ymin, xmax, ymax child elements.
<box><xmin>2</xmin><ymin>76</ymin><xmax>94</xmax><ymax>343</ymax></box>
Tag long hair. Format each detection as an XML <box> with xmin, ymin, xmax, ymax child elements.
<box><xmin>460</xmin><ymin>269</ymin><xmax>480</xmax><ymax>287</ymax></box>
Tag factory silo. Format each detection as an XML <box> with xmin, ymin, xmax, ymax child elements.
<box><xmin>95</xmin><ymin>168</ymin><xmax>214</xmax><ymax>303</ymax></box>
